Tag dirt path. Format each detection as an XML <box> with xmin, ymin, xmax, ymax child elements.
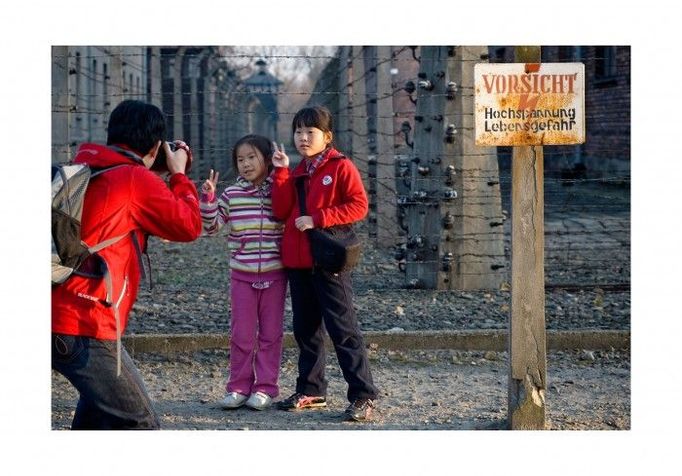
<box><xmin>51</xmin><ymin>347</ymin><xmax>629</xmax><ymax>430</ymax></box>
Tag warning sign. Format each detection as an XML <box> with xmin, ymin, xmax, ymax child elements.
<box><xmin>474</xmin><ymin>63</ymin><xmax>585</xmax><ymax>146</ymax></box>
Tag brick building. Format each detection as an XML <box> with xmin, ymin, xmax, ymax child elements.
<box><xmin>52</xmin><ymin>47</ymin><xmax>275</xmax><ymax>182</ymax></box>
<box><xmin>51</xmin><ymin>46</ymin><xmax>148</xmax><ymax>164</ymax></box>
<box><xmin>490</xmin><ymin>45</ymin><xmax>631</xmax><ymax>179</ymax></box>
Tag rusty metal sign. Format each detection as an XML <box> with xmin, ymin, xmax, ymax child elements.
<box><xmin>474</xmin><ymin>63</ymin><xmax>585</xmax><ymax>146</ymax></box>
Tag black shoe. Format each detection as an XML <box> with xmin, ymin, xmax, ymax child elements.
<box><xmin>276</xmin><ymin>392</ymin><xmax>327</xmax><ymax>411</ymax></box>
<box><xmin>344</xmin><ymin>398</ymin><xmax>375</xmax><ymax>421</ymax></box>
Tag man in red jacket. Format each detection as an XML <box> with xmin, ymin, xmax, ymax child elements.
<box><xmin>52</xmin><ymin>100</ymin><xmax>202</xmax><ymax>429</ymax></box>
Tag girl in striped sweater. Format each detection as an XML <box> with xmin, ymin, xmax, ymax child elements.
<box><xmin>200</xmin><ymin>134</ymin><xmax>286</xmax><ymax>411</ymax></box>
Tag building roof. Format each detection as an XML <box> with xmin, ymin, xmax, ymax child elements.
<box><xmin>244</xmin><ymin>60</ymin><xmax>283</xmax><ymax>88</ymax></box>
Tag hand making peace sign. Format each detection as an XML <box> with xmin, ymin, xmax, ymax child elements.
<box><xmin>202</xmin><ymin>169</ymin><xmax>220</xmax><ymax>196</ymax></box>
<box><xmin>271</xmin><ymin>142</ymin><xmax>289</xmax><ymax>168</ymax></box>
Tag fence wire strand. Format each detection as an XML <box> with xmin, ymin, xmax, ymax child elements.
<box><xmin>52</xmin><ymin>45</ymin><xmax>631</xmax><ymax>290</ymax></box>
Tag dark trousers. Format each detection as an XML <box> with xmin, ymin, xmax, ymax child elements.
<box><xmin>52</xmin><ymin>333</ymin><xmax>160</xmax><ymax>430</ymax></box>
<box><xmin>287</xmin><ymin>268</ymin><xmax>378</xmax><ymax>402</ymax></box>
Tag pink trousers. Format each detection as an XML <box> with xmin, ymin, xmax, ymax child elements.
<box><xmin>226</xmin><ymin>277</ymin><xmax>287</xmax><ymax>397</ymax></box>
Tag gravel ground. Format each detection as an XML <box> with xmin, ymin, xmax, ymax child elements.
<box><xmin>123</xmin><ymin>181</ymin><xmax>630</xmax><ymax>335</ymax></box>
<box><xmin>126</xmin><ymin>235</ymin><xmax>630</xmax><ymax>336</ymax></box>
<box><xmin>51</xmin><ymin>347</ymin><xmax>630</xmax><ymax>430</ymax></box>
<box><xmin>52</xmin><ymin>181</ymin><xmax>631</xmax><ymax>432</ymax></box>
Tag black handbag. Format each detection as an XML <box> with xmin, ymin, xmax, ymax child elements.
<box><xmin>295</xmin><ymin>177</ymin><xmax>362</xmax><ymax>273</ymax></box>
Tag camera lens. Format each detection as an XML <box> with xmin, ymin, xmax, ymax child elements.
<box><xmin>151</xmin><ymin>141</ymin><xmax>177</xmax><ymax>172</ymax></box>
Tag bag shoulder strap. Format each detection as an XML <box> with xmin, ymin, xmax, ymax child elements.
<box><xmin>295</xmin><ymin>176</ymin><xmax>308</xmax><ymax>217</ymax></box>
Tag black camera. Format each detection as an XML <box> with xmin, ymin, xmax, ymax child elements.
<box><xmin>152</xmin><ymin>141</ymin><xmax>192</xmax><ymax>173</ymax></box>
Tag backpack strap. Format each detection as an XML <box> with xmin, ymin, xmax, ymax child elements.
<box><xmin>101</xmin><ymin>266</ymin><xmax>123</xmax><ymax>377</ymax></box>
<box><xmin>88</xmin><ymin>163</ymin><xmax>130</xmax><ymax>179</ymax></box>
<box><xmin>131</xmin><ymin>232</ymin><xmax>152</xmax><ymax>290</ymax></box>
<box><xmin>87</xmin><ymin>232</ymin><xmax>129</xmax><ymax>254</ymax></box>
<box><xmin>71</xmin><ymin>231</ymin><xmax>132</xmax><ymax>280</ymax></box>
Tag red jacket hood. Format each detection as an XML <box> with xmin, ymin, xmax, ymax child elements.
<box><xmin>73</xmin><ymin>143</ymin><xmax>145</xmax><ymax>168</ymax></box>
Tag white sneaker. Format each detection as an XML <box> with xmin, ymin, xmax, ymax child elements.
<box><xmin>245</xmin><ymin>392</ymin><xmax>272</xmax><ymax>410</ymax></box>
<box><xmin>219</xmin><ymin>392</ymin><xmax>248</xmax><ymax>409</ymax></box>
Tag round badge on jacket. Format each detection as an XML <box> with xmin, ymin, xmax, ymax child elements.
<box><xmin>322</xmin><ymin>175</ymin><xmax>333</xmax><ymax>186</ymax></box>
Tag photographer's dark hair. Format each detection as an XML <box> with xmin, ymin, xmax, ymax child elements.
<box><xmin>106</xmin><ymin>100</ymin><xmax>167</xmax><ymax>157</ymax></box>
<box><xmin>232</xmin><ymin>134</ymin><xmax>275</xmax><ymax>173</ymax></box>
<box><xmin>292</xmin><ymin>106</ymin><xmax>334</xmax><ymax>142</ymax></box>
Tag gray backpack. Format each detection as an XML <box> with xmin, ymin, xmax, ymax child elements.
<box><xmin>51</xmin><ymin>163</ymin><xmax>129</xmax><ymax>286</ymax></box>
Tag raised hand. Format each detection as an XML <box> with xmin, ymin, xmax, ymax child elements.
<box><xmin>271</xmin><ymin>141</ymin><xmax>289</xmax><ymax>168</ymax></box>
<box><xmin>201</xmin><ymin>169</ymin><xmax>220</xmax><ymax>196</ymax></box>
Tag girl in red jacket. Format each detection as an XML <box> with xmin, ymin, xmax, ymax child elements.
<box><xmin>271</xmin><ymin>106</ymin><xmax>378</xmax><ymax>422</ymax></box>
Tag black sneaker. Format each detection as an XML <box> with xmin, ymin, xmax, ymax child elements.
<box><xmin>276</xmin><ymin>392</ymin><xmax>327</xmax><ymax>411</ymax></box>
<box><xmin>344</xmin><ymin>398</ymin><xmax>375</xmax><ymax>422</ymax></box>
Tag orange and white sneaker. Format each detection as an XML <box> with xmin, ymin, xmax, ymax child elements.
<box><xmin>276</xmin><ymin>392</ymin><xmax>327</xmax><ymax>411</ymax></box>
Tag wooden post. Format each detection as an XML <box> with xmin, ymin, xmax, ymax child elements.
<box><xmin>375</xmin><ymin>46</ymin><xmax>398</xmax><ymax>247</ymax></box>
<box><xmin>508</xmin><ymin>46</ymin><xmax>547</xmax><ymax>430</ymax></box>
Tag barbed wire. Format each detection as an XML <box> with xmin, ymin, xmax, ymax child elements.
<box><xmin>54</xmin><ymin>86</ymin><xmax>482</xmax><ymax>103</ymax></box>
<box><xmin>52</xmin><ymin>46</ymin><xmax>630</xmax><ymax>290</ymax></box>
<box><xmin>337</xmin><ymin>46</ymin><xmax>411</xmax><ymax>96</ymax></box>
<box><xmin>53</xmin><ymin>50</ymin><xmax>622</xmax><ymax>63</ymax></box>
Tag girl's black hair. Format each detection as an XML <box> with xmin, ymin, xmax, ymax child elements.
<box><xmin>232</xmin><ymin>134</ymin><xmax>274</xmax><ymax>173</ymax></box>
<box><xmin>291</xmin><ymin>106</ymin><xmax>334</xmax><ymax>136</ymax></box>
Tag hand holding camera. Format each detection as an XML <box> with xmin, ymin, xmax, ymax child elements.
<box><xmin>152</xmin><ymin>140</ymin><xmax>193</xmax><ymax>174</ymax></box>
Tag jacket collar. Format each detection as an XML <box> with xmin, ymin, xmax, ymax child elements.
<box><xmin>73</xmin><ymin>143</ymin><xmax>145</xmax><ymax>168</ymax></box>
<box><xmin>236</xmin><ymin>170</ymin><xmax>275</xmax><ymax>192</ymax></box>
<box><xmin>292</xmin><ymin>147</ymin><xmax>345</xmax><ymax>178</ymax></box>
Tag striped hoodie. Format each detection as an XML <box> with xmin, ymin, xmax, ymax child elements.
<box><xmin>200</xmin><ymin>173</ymin><xmax>284</xmax><ymax>282</ymax></box>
